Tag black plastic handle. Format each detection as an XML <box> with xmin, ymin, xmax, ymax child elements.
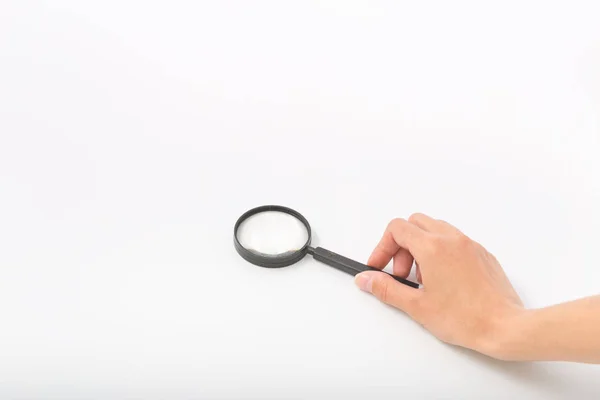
<box><xmin>310</xmin><ymin>247</ymin><xmax>419</xmax><ymax>289</ymax></box>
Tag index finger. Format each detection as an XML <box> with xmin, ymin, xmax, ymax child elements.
<box><xmin>367</xmin><ymin>218</ymin><xmax>428</xmax><ymax>268</ymax></box>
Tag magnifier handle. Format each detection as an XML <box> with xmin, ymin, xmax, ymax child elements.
<box><xmin>311</xmin><ymin>247</ymin><xmax>419</xmax><ymax>289</ymax></box>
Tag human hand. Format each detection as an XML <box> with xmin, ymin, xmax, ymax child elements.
<box><xmin>355</xmin><ymin>214</ymin><xmax>525</xmax><ymax>359</ymax></box>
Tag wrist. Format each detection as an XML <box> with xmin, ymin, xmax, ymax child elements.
<box><xmin>477</xmin><ymin>306</ymin><xmax>536</xmax><ymax>361</ymax></box>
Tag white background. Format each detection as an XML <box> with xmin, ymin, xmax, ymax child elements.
<box><xmin>1</xmin><ymin>1</ymin><xmax>600</xmax><ymax>398</ymax></box>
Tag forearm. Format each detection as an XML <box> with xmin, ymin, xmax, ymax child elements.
<box><xmin>490</xmin><ymin>296</ymin><xmax>600</xmax><ymax>363</ymax></box>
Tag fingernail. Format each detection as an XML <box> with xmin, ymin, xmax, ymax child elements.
<box><xmin>355</xmin><ymin>273</ymin><xmax>373</xmax><ymax>293</ymax></box>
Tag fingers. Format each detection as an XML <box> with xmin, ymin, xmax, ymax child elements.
<box><xmin>407</xmin><ymin>213</ymin><xmax>438</xmax><ymax>231</ymax></box>
<box><xmin>368</xmin><ymin>218</ymin><xmax>428</xmax><ymax>268</ymax></box>
<box><xmin>368</xmin><ymin>242</ymin><xmax>413</xmax><ymax>278</ymax></box>
<box><xmin>409</xmin><ymin>213</ymin><xmax>459</xmax><ymax>235</ymax></box>
<box><xmin>393</xmin><ymin>248</ymin><xmax>414</xmax><ymax>278</ymax></box>
<box><xmin>355</xmin><ymin>271</ymin><xmax>424</xmax><ymax>321</ymax></box>
<box><xmin>367</xmin><ymin>229</ymin><xmax>399</xmax><ymax>268</ymax></box>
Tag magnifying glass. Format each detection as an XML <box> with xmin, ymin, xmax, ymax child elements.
<box><xmin>234</xmin><ymin>205</ymin><xmax>419</xmax><ymax>288</ymax></box>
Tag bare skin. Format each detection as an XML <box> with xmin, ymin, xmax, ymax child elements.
<box><xmin>354</xmin><ymin>213</ymin><xmax>600</xmax><ymax>363</ymax></box>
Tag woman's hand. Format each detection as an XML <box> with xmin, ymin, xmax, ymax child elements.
<box><xmin>355</xmin><ymin>214</ymin><xmax>525</xmax><ymax>359</ymax></box>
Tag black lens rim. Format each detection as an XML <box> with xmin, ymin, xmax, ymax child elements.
<box><xmin>234</xmin><ymin>205</ymin><xmax>312</xmax><ymax>268</ymax></box>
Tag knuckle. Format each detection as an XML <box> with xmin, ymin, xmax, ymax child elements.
<box><xmin>388</xmin><ymin>218</ymin><xmax>406</xmax><ymax>230</ymax></box>
<box><xmin>426</xmin><ymin>235</ymin><xmax>444</xmax><ymax>255</ymax></box>
<box><xmin>455</xmin><ymin>233</ymin><xmax>472</xmax><ymax>248</ymax></box>
<box><xmin>408</xmin><ymin>213</ymin><xmax>425</xmax><ymax>224</ymax></box>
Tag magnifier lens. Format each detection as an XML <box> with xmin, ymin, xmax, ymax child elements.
<box><xmin>236</xmin><ymin>211</ymin><xmax>309</xmax><ymax>256</ymax></box>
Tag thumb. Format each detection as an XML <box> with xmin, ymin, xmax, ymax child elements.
<box><xmin>355</xmin><ymin>271</ymin><xmax>423</xmax><ymax>319</ymax></box>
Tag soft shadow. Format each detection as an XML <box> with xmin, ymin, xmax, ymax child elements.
<box><xmin>448</xmin><ymin>345</ymin><xmax>575</xmax><ymax>395</ymax></box>
<box><xmin>382</xmin><ymin>303</ymin><xmax>585</xmax><ymax>396</ymax></box>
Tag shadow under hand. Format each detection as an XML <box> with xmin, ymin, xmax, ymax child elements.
<box><xmin>448</xmin><ymin>345</ymin><xmax>580</xmax><ymax>396</ymax></box>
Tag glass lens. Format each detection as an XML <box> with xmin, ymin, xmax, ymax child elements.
<box><xmin>236</xmin><ymin>211</ymin><xmax>309</xmax><ymax>256</ymax></box>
